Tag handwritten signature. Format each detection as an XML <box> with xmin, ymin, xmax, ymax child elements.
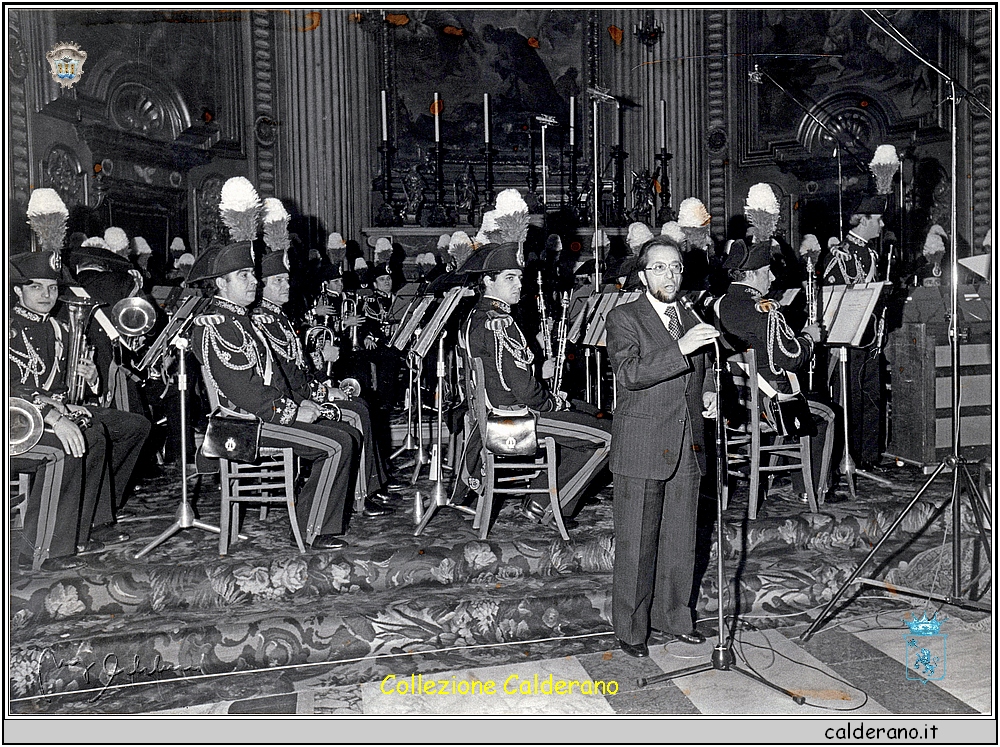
<box><xmin>44</xmin><ymin>652</ymin><xmax>201</xmax><ymax>702</ymax></box>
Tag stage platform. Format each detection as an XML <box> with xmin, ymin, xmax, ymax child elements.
<box><xmin>8</xmin><ymin>459</ymin><xmax>989</xmax><ymax>714</ymax></box>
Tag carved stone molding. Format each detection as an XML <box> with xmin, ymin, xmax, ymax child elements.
<box><xmin>704</xmin><ymin>10</ymin><xmax>728</xmax><ymax>232</ymax></box>
<box><xmin>8</xmin><ymin>10</ymin><xmax>32</xmax><ymax>210</ymax></box>
<box><xmin>109</xmin><ymin>81</ymin><xmax>173</xmax><ymax>139</ymax></box>
<box><xmin>195</xmin><ymin>174</ymin><xmax>228</xmax><ymax>252</ymax></box>
<box><xmin>41</xmin><ymin>143</ymin><xmax>85</xmax><ymax>208</ymax></box>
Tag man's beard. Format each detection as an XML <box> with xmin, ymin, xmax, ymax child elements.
<box><xmin>652</xmin><ymin>287</ymin><xmax>676</xmax><ymax>304</ymax></box>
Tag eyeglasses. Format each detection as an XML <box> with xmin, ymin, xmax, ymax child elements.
<box><xmin>644</xmin><ymin>262</ymin><xmax>684</xmax><ymax>277</ymax></box>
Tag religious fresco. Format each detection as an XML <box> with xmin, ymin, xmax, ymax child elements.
<box><xmin>388</xmin><ymin>10</ymin><xmax>587</xmax><ymax>160</ymax></box>
<box><xmin>735</xmin><ymin>8</ymin><xmax>951</xmax><ymax>161</ymax></box>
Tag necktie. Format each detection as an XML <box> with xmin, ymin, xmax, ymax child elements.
<box><xmin>664</xmin><ymin>305</ymin><xmax>683</xmax><ymax>340</ymax></box>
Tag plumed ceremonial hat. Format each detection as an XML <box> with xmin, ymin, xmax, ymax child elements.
<box><xmin>851</xmin><ymin>193</ymin><xmax>887</xmax><ymax>217</ymax></box>
<box><xmin>370</xmin><ymin>262</ymin><xmax>391</xmax><ymax>280</ymax></box>
<box><xmin>626</xmin><ymin>222</ymin><xmax>654</xmax><ymax>250</ymax></box>
<box><xmin>187</xmin><ymin>241</ymin><xmax>255</xmax><ymax>283</ymax></box>
<box><xmin>479</xmin><ymin>242</ymin><xmax>523</xmax><ymax>274</ymax></box>
<box><xmin>71</xmin><ymin>240</ymin><xmax>135</xmax><ymax>275</ymax></box>
<box><xmin>261</xmin><ymin>249</ymin><xmax>290</xmax><ymax>279</ymax></box>
<box><xmin>319</xmin><ymin>263</ymin><xmax>344</xmax><ymax>282</ymax></box>
<box><xmin>722</xmin><ymin>238</ymin><xmax>771</xmax><ymax>271</ymax></box>
<box><xmin>10</xmin><ymin>250</ymin><xmax>73</xmax><ymax>285</ymax></box>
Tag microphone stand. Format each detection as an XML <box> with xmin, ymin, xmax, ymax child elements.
<box><xmin>803</xmin><ymin>13</ymin><xmax>993</xmax><ymax>641</ymax></box>
<box><xmin>639</xmin><ymin>301</ymin><xmax>804</xmax><ymax>704</ymax></box>
<box><xmin>135</xmin><ymin>335</ymin><xmax>221</xmax><ymax>558</ymax></box>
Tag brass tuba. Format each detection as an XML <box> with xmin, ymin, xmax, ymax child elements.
<box><xmin>10</xmin><ymin>397</ymin><xmax>44</xmax><ymax>456</ymax></box>
<box><xmin>62</xmin><ymin>297</ymin><xmax>98</xmax><ymax>406</ymax></box>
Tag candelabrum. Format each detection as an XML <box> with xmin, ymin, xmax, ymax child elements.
<box><xmin>655</xmin><ymin>147</ymin><xmax>675</xmax><ymax>224</ymax></box>
<box><xmin>427</xmin><ymin>145</ymin><xmax>450</xmax><ymax>227</ymax></box>
<box><xmin>373</xmin><ymin>142</ymin><xmax>402</xmax><ymax>226</ymax></box>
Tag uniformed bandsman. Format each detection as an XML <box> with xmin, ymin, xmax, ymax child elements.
<box><xmin>358</xmin><ymin>263</ymin><xmax>403</xmax><ymax>408</ymax></box>
<box><xmin>252</xmin><ymin>250</ymin><xmax>394</xmax><ymax>517</ymax></box>
<box><xmin>187</xmin><ymin>242</ymin><xmax>360</xmax><ymax>550</ymax></box>
<box><xmin>717</xmin><ymin>239</ymin><xmax>835</xmax><ymax>502</ymax></box>
<box><xmin>822</xmin><ymin>195</ymin><xmax>884</xmax><ymax>286</ymax></box>
<box><xmin>10</xmin><ymin>250</ymin><xmax>149</xmax><ymax>571</ymax></box>
<box><xmin>464</xmin><ymin>242</ymin><xmax>613</xmax><ymax>523</ymax></box>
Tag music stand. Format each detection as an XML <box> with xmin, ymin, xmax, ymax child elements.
<box><xmin>408</xmin><ymin>287</ymin><xmax>473</xmax><ymax>485</ymax></box>
<box><xmin>389</xmin><ymin>295</ymin><xmax>438</xmax><ymax>461</ymax></box>
<box><xmin>820</xmin><ymin>282</ymin><xmax>893</xmax><ymax>497</ymax></box>
<box><xmin>136</xmin><ymin>294</ymin><xmax>210</xmax><ymax>372</ymax></box>
<box><xmin>579</xmin><ymin>289</ymin><xmax>640</xmax><ymax>408</ymax></box>
<box><xmin>134</xmin><ymin>310</ymin><xmax>221</xmax><ymax>559</ymax></box>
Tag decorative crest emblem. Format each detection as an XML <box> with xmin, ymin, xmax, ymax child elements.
<box><xmin>49</xmin><ymin>250</ymin><xmax>62</xmax><ymax>272</ymax></box>
<box><xmin>45</xmin><ymin>42</ymin><xmax>87</xmax><ymax>89</ymax></box>
<box><xmin>903</xmin><ymin>612</ymin><xmax>947</xmax><ymax>684</ymax></box>
<box><xmin>224</xmin><ymin>437</ymin><xmax>237</xmax><ymax>453</ymax></box>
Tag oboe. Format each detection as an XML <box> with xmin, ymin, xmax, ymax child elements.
<box><xmin>553</xmin><ymin>292</ymin><xmax>570</xmax><ymax>393</ymax></box>
<box><xmin>537</xmin><ymin>271</ymin><xmax>553</xmax><ymax>358</ymax></box>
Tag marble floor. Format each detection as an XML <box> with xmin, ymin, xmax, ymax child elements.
<box><xmin>132</xmin><ymin>603</ymin><xmax>990</xmax><ymax>719</ymax></box>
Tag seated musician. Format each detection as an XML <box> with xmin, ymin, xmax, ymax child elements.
<box><xmin>251</xmin><ymin>250</ymin><xmax>393</xmax><ymax>517</ymax></box>
<box><xmin>187</xmin><ymin>242</ymin><xmax>362</xmax><ymax>550</ymax></box>
<box><xmin>464</xmin><ymin>242</ymin><xmax>612</xmax><ymax>523</ymax></box>
<box><xmin>10</xmin><ymin>250</ymin><xmax>149</xmax><ymax>571</ymax></box>
<box><xmin>716</xmin><ymin>239</ymin><xmax>835</xmax><ymax>503</ymax></box>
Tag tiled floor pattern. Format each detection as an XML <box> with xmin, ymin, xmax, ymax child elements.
<box><xmin>137</xmin><ymin>604</ymin><xmax>991</xmax><ymax>716</ymax></box>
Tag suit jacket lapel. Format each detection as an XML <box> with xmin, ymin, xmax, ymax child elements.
<box><xmin>637</xmin><ymin>294</ymin><xmax>693</xmax><ymax>391</ymax></box>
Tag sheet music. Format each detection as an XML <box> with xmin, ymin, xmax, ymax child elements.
<box><xmin>822</xmin><ymin>282</ymin><xmax>884</xmax><ymax>346</ymax></box>
<box><xmin>582</xmin><ymin>290</ymin><xmax>641</xmax><ymax>347</ymax></box>
<box><xmin>412</xmin><ymin>287</ymin><xmax>472</xmax><ymax>358</ymax></box>
<box><xmin>391</xmin><ymin>295</ymin><xmax>435</xmax><ymax>350</ymax></box>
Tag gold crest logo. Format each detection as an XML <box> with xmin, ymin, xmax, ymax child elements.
<box><xmin>46</xmin><ymin>42</ymin><xmax>87</xmax><ymax>89</ymax></box>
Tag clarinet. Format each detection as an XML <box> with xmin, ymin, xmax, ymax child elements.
<box><xmin>537</xmin><ymin>271</ymin><xmax>553</xmax><ymax>358</ymax></box>
<box><xmin>553</xmin><ymin>292</ymin><xmax>570</xmax><ymax>393</ymax></box>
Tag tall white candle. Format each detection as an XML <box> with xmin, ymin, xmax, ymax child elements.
<box><xmin>659</xmin><ymin>99</ymin><xmax>666</xmax><ymax>150</ymax></box>
<box><xmin>484</xmin><ymin>93</ymin><xmax>490</xmax><ymax>144</ymax></box>
<box><xmin>569</xmin><ymin>96</ymin><xmax>575</xmax><ymax>147</ymax></box>
<box><xmin>434</xmin><ymin>92</ymin><xmax>440</xmax><ymax>143</ymax></box>
<box><xmin>381</xmin><ymin>89</ymin><xmax>388</xmax><ymax>142</ymax></box>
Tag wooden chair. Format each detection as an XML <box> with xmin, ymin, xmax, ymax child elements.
<box><xmin>10</xmin><ymin>471</ymin><xmax>30</xmax><ymax>531</ymax></box>
<box><xmin>218</xmin><ymin>446</ymin><xmax>305</xmax><ymax>554</ymax></box>
<box><xmin>722</xmin><ymin>349</ymin><xmax>819</xmax><ymax>519</ymax></box>
<box><xmin>466</xmin><ymin>356</ymin><xmax>567</xmax><ymax>541</ymax></box>
<box><xmin>195</xmin><ymin>362</ymin><xmax>305</xmax><ymax>555</ymax></box>
<box><xmin>10</xmin><ymin>456</ymin><xmax>58</xmax><ymax>569</ymax></box>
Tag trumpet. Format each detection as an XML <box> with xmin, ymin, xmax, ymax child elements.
<box><xmin>63</xmin><ymin>297</ymin><xmax>98</xmax><ymax>405</ymax></box>
<box><xmin>342</xmin><ymin>292</ymin><xmax>360</xmax><ymax>348</ymax></box>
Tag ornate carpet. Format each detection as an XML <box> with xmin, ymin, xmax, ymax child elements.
<box><xmin>8</xmin><ymin>459</ymin><xmax>987</xmax><ymax>714</ymax></box>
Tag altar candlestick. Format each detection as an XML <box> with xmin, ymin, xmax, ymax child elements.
<box><xmin>484</xmin><ymin>93</ymin><xmax>490</xmax><ymax>144</ymax></box>
<box><xmin>381</xmin><ymin>89</ymin><xmax>388</xmax><ymax>142</ymax></box>
<box><xmin>659</xmin><ymin>99</ymin><xmax>666</xmax><ymax>150</ymax></box>
<box><xmin>434</xmin><ymin>92</ymin><xmax>440</xmax><ymax>143</ymax></box>
<box><xmin>569</xmin><ymin>95</ymin><xmax>575</xmax><ymax>147</ymax></box>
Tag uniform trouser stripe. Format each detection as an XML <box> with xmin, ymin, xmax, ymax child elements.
<box><xmin>260</xmin><ymin>422</ymin><xmax>343</xmax><ymax>542</ymax></box>
<box><xmin>17</xmin><ymin>445</ymin><xmax>66</xmax><ymax>567</ymax></box>
<box><xmin>338</xmin><ymin>407</ymin><xmax>367</xmax><ymax>506</ymax></box>
<box><xmin>536</xmin><ymin>414</ymin><xmax>612</xmax><ymax>510</ymax></box>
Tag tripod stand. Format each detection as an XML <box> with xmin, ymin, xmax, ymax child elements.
<box><xmin>638</xmin><ymin>308</ymin><xmax>804</xmax><ymax>704</ymax></box>
<box><xmin>801</xmin><ymin>13</ymin><xmax>994</xmax><ymax>640</ymax></box>
<box><xmin>135</xmin><ymin>335</ymin><xmax>220</xmax><ymax>558</ymax></box>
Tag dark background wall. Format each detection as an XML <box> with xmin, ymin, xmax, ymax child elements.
<box><xmin>8</xmin><ymin>8</ymin><xmax>991</xmax><ymax>270</ymax></box>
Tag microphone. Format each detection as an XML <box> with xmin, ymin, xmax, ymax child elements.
<box><xmin>748</xmin><ymin>64</ymin><xmax>764</xmax><ymax>85</ymax></box>
<box><xmin>587</xmin><ymin>86</ymin><xmax>615</xmax><ymax>103</ymax></box>
<box><xmin>679</xmin><ymin>295</ymin><xmax>722</xmax><ymax>356</ymax></box>
<box><xmin>883</xmin><ymin>230</ymin><xmax>897</xmax><ymax>247</ymax></box>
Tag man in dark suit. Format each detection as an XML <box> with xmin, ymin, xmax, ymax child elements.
<box><xmin>605</xmin><ymin>235</ymin><xmax>720</xmax><ymax>657</ymax></box>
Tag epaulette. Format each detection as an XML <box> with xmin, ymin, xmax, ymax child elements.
<box><xmin>484</xmin><ymin>309</ymin><xmax>512</xmax><ymax>333</ymax></box>
<box><xmin>755</xmin><ymin>298</ymin><xmax>779</xmax><ymax>313</ymax></box>
<box><xmin>253</xmin><ymin>313</ymin><xmax>276</xmax><ymax>324</ymax></box>
<box><xmin>194</xmin><ymin>313</ymin><xmax>225</xmax><ymax>327</ymax></box>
